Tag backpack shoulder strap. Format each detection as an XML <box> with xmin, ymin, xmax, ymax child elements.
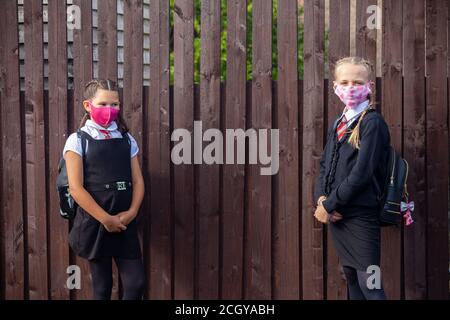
<box><xmin>77</xmin><ymin>129</ymin><xmax>87</xmax><ymax>172</ymax></box>
<box><xmin>121</xmin><ymin>130</ymin><xmax>131</xmax><ymax>145</ymax></box>
<box><xmin>76</xmin><ymin>129</ymin><xmax>87</xmax><ymax>158</ymax></box>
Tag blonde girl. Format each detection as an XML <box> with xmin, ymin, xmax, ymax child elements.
<box><xmin>314</xmin><ymin>57</ymin><xmax>390</xmax><ymax>300</ymax></box>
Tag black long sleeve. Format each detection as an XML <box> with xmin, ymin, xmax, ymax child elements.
<box><xmin>322</xmin><ymin>117</ymin><xmax>389</xmax><ymax>213</ymax></box>
<box><xmin>313</xmin><ymin>141</ymin><xmax>328</xmax><ymax>205</ymax></box>
<box><xmin>313</xmin><ymin>125</ymin><xmax>334</xmax><ymax>205</ymax></box>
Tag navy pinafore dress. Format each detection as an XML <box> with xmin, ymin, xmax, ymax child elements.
<box><xmin>69</xmin><ymin>131</ymin><xmax>141</xmax><ymax>261</ymax></box>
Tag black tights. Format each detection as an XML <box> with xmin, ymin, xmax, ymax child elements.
<box><xmin>343</xmin><ymin>266</ymin><xmax>386</xmax><ymax>300</ymax></box>
<box><xmin>89</xmin><ymin>257</ymin><xmax>145</xmax><ymax>300</ymax></box>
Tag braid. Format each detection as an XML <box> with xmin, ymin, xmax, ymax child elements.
<box><xmin>79</xmin><ymin>112</ymin><xmax>90</xmax><ymax>128</ymax></box>
<box><xmin>347</xmin><ymin>107</ymin><xmax>374</xmax><ymax>150</ymax></box>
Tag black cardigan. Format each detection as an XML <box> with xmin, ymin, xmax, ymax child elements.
<box><xmin>314</xmin><ymin>109</ymin><xmax>390</xmax><ymax>216</ymax></box>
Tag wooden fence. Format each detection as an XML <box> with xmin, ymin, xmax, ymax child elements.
<box><xmin>0</xmin><ymin>0</ymin><xmax>448</xmax><ymax>300</ymax></box>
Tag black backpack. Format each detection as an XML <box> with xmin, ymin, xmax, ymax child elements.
<box><xmin>56</xmin><ymin>130</ymin><xmax>86</xmax><ymax>219</ymax></box>
<box><xmin>373</xmin><ymin>146</ymin><xmax>409</xmax><ymax>226</ymax></box>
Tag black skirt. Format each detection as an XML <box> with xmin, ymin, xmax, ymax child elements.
<box><xmin>328</xmin><ymin>209</ymin><xmax>381</xmax><ymax>271</ymax></box>
<box><xmin>69</xmin><ymin>188</ymin><xmax>141</xmax><ymax>261</ymax></box>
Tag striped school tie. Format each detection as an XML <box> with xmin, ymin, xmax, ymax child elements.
<box><xmin>336</xmin><ymin>115</ymin><xmax>348</xmax><ymax>141</ymax></box>
<box><xmin>99</xmin><ymin>129</ymin><xmax>112</xmax><ymax>139</ymax></box>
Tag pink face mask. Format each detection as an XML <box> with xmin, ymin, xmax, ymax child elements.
<box><xmin>334</xmin><ymin>83</ymin><xmax>371</xmax><ymax>109</ymax></box>
<box><xmin>88</xmin><ymin>102</ymin><xmax>120</xmax><ymax>127</ymax></box>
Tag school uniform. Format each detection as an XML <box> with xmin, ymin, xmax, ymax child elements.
<box><xmin>314</xmin><ymin>100</ymin><xmax>390</xmax><ymax>271</ymax></box>
<box><xmin>63</xmin><ymin>120</ymin><xmax>141</xmax><ymax>261</ymax></box>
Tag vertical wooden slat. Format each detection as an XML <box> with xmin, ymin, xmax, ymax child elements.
<box><xmin>47</xmin><ymin>0</ymin><xmax>70</xmax><ymax>300</ymax></box>
<box><xmin>425</xmin><ymin>0</ymin><xmax>449</xmax><ymax>299</ymax></box>
<box><xmin>245</xmin><ymin>0</ymin><xmax>272</xmax><ymax>300</ymax></box>
<box><xmin>173</xmin><ymin>0</ymin><xmax>195</xmax><ymax>299</ymax></box>
<box><xmin>0</xmin><ymin>0</ymin><xmax>25</xmax><ymax>300</ymax></box>
<box><xmin>197</xmin><ymin>0</ymin><xmax>221</xmax><ymax>299</ymax></box>
<box><xmin>302</xmin><ymin>0</ymin><xmax>325</xmax><ymax>300</ymax></box>
<box><xmin>23</xmin><ymin>0</ymin><xmax>48</xmax><ymax>300</ymax></box>
<box><xmin>72</xmin><ymin>0</ymin><xmax>93</xmax><ymax>131</ymax></box>
<box><xmin>123</xmin><ymin>0</ymin><xmax>143</xmax><ymax>150</ymax></box>
<box><xmin>0</xmin><ymin>90</ymin><xmax>2</xmax><ymax>300</ymax></box>
<box><xmin>273</xmin><ymin>0</ymin><xmax>299</xmax><ymax>300</ymax></box>
<box><xmin>298</xmin><ymin>79</ymin><xmax>304</xmax><ymax>300</ymax></box>
<box><xmin>327</xmin><ymin>0</ymin><xmax>350</xmax><ymax>301</ymax></box>
<box><xmin>97</xmin><ymin>0</ymin><xmax>117</xmax><ymax>80</ymax></box>
<box><xmin>402</xmin><ymin>0</ymin><xmax>427</xmax><ymax>300</ymax></box>
<box><xmin>447</xmin><ymin>1</ymin><xmax>450</xmax><ymax>300</ymax></box>
<box><xmin>328</xmin><ymin>0</ymin><xmax>350</xmax><ymax>123</ymax></box>
<box><xmin>382</xmin><ymin>0</ymin><xmax>403</xmax><ymax>300</ymax></box>
<box><xmin>142</xmin><ymin>85</ymin><xmax>150</xmax><ymax>299</ymax></box>
<box><xmin>72</xmin><ymin>0</ymin><xmax>93</xmax><ymax>300</ymax></box>
<box><xmin>356</xmin><ymin>0</ymin><xmax>377</xmax><ymax>80</ymax></box>
<box><xmin>222</xmin><ymin>0</ymin><xmax>246</xmax><ymax>300</ymax></box>
<box><xmin>148</xmin><ymin>0</ymin><xmax>171</xmax><ymax>299</ymax></box>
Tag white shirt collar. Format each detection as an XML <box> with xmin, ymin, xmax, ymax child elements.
<box><xmin>85</xmin><ymin>119</ymin><xmax>118</xmax><ymax>131</ymax></box>
<box><xmin>341</xmin><ymin>99</ymin><xmax>370</xmax><ymax>123</ymax></box>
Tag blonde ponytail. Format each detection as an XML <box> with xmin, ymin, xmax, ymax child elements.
<box><xmin>347</xmin><ymin>107</ymin><xmax>374</xmax><ymax>149</ymax></box>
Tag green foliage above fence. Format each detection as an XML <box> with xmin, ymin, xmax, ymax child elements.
<box><xmin>169</xmin><ymin>0</ymin><xmax>305</xmax><ymax>84</ymax></box>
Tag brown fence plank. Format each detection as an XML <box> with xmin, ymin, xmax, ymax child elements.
<box><xmin>302</xmin><ymin>0</ymin><xmax>325</xmax><ymax>300</ymax></box>
<box><xmin>382</xmin><ymin>0</ymin><xmax>403</xmax><ymax>300</ymax></box>
<box><xmin>328</xmin><ymin>0</ymin><xmax>350</xmax><ymax>123</ymax></box>
<box><xmin>173</xmin><ymin>0</ymin><xmax>195</xmax><ymax>299</ymax></box>
<box><xmin>221</xmin><ymin>0</ymin><xmax>246</xmax><ymax>300</ymax></box>
<box><xmin>327</xmin><ymin>0</ymin><xmax>350</xmax><ymax>301</ymax></box>
<box><xmin>402</xmin><ymin>0</ymin><xmax>427</xmax><ymax>300</ymax></box>
<box><xmin>72</xmin><ymin>0</ymin><xmax>93</xmax><ymax>131</ymax></box>
<box><xmin>23</xmin><ymin>0</ymin><xmax>48</xmax><ymax>300</ymax></box>
<box><xmin>97</xmin><ymin>0</ymin><xmax>118</xmax><ymax>81</ymax></box>
<box><xmin>148</xmin><ymin>0</ymin><xmax>172</xmax><ymax>299</ymax></box>
<box><xmin>0</xmin><ymin>89</ymin><xmax>2</xmax><ymax>299</ymax></box>
<box><xmin>356</xmin><ymin>0</ymin><xmax>377</xmax><ymax>80</ymax></box>
<box><xmin>425</xmin><ymin>0</ymin><xmax>449</xmax><ymax>299</ymax></box>
<box><xmin>123</xmin><ymin>0</ymin><xmax>143</xmax><ymax>150</ymax></box>
<box><xmin>47</xmin><ymin>0</ymin><xmax>70</xmax><ymax>300</ymax></box>
<box><xmin>245</xmin><ymin>0</ymin><xmax>272</xmax><ymax>300</ymax></box>
<box><xmin>298</xmin><ymin>79</ymin><xmax>304</xmax><ymax>299</ymax></box>
<box><xmin>197</xmin><ymin>0</ymin><xmax>221</xmax><ymax>299</ymax></box>
<box><xmin>72</xmin><ymin>0</ymin><xmax>93</xmax><ymax>300</ymax></box>
<box><xmin>273</xmin><ymin>0</ymin><xmax>299</xmax><ymax>300</ymax></box>
<box><xmin>0</xmin><ymin>0</ymin><xmax>25</xmax><ymax>300</ymax></box>
<box><xmin>142</xmin><ymin>86</ymin><xmax>150</xmax><ymax>299</ymax></box>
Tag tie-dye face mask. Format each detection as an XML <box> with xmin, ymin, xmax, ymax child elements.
<box><xmin>334</xmin><ymin>83</ymin><xmax>371</xmax><ymax>109</ymax></box>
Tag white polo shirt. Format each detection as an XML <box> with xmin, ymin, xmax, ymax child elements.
<box><xmin>63</xmin><ymin>119</ymin><xmax>139</xmax><ymax>159</ymax></box>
